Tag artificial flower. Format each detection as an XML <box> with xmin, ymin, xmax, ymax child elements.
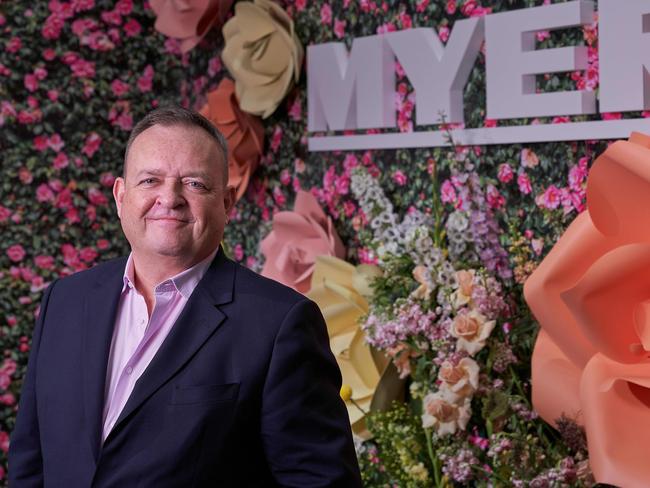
<box><xmin>222</xmin><ymin>0</ymin><xmax>303</xmax><ymax>118</ymax></box>
<box><xmin>525</xmin><ymin>132</ymin><xmax>650</xmax><ymax>487</ymax></box>
<box><xmin>450</xmin><ymin>310</ymin><xmax>495</xmax><ymax>356</ymax></box>
<box><xmin>438</xmin><ymin>357</ymin><xmax>479</xmax><ymax>401</ymax></box>
<box><xmin>421</xmin><ymin>390</ymin><xmax>471</xmax><ymax>436</ymax></box>
<box><xmin>200</xmin><ymin>78</ymin><xmax>264</xmax><ymax>201</ymax></box>
<box><xmin>260</xmin><ymin>191</ymin><xmax>344</xmax><ymax>293</ymax></box>
<box><xmin>150</xmin><ymin>0</ymin><xmax>234</xmax><ymax>53</ymax></box>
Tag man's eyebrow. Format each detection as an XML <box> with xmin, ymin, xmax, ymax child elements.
<box><xmin>181</xmin><ymin>171</ymin><xmax>212</xmax><ymax>180</ymax></box>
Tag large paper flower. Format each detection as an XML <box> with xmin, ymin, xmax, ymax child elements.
<box><xmin>260</xmin><ymin>191</ymin><xmax>344</xmax><ymax>293</ymax></box>
<box><xmin>307</xmin><ymin>256</ymin><xmax>398</xmax><ymax>438</ymax></box>
<box><xmin>150</xmin><ymin>0</ymin><xmax>234</xmax><ymax>53</ymax></box>
<box><xmin>525</xmin><ymin>132</ymin><xmax>650</xmax><ymax>487</ymax></box>
<box><xmin>222</xmin><ymin>0</ymin><xmax>303</xmax><ymax>118</ymax></box>
<box><xmin>199</xmin><ymin>78</ymin><xmax>264</xmax><ymax>201</ymax></box>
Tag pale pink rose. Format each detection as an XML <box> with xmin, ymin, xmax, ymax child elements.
<box><xmin>24</xmin><ymin>74</ymin><xmax>38</xmax><ymax>92</ymax></box>
<box><xmin>450</xmin><ymin>310</ymin><xmax>496</xmax><ymax>356</ymax></box>
<box><xmin>260</xmin><ymin>191</ymin><xmax>345</xmax><ymax>293</ymax></box>
<box><xmin>52</xmin><ymin>152</ymin><xmax>69</xmax><ymax>169</ymax></box>
<box><xmin>111</xmin><ymin>79</ymin><xmax>130</xmax><ymax>97</ymax></box>
<box><xmin>421</xmin><ymin>390</ymin><xmax>471</xmax><ymax>435</ymax></box>
<box><xmin>79</xmin><ymin>247</ymin><xmax>98</xmax><ymax>263</ymax></box>
<box><xmin>521</xmin><ymin>148</ymin><xmax>539</xmax><ymax>168</ymax></box>
<box><xmin>82</xmin><ymin>132</ymin><xmax>102</xmax><ymax>157</ymax></box>
<box><xmin>36</xmin><ymin>184</ymin><xmax>55</xmax><ymax>202</ymax></box>
<box><xmin>536</xmin><ymin>30</ymin><xmax>550</xmax><ymax>42</ymax></box>
<box><xmin>88</xmin><ymin>187</ymin><xmax>108</xmax><ymax>206</ymax></box>
<box><xmin>438</xmin><ymin>357</ymin><xmax>480</xmax><ymax>401</ymax></box>
<box><xmin>48</xmin><ymin>133</ymin><xmax>65</xmax><ymax>152</ymax></box>
<box><xmin>453</xmin><ymin>269</ymin><xmax>475</xmax><ymax>307</ymax></box>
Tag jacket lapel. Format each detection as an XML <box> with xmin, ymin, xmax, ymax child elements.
<box><xmin>82</xmin><ymin>258</ymin><xmax>127</xmax><ymax>463</ymax></box>
<box><xmin>105</xmin><ymin>250</ymin><xmax>236</xmax><ymax>443</ymax></box>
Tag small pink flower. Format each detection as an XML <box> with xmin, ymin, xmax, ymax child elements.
<box><xmin>48</xmin><ymin>133</ymin><xmax>65</xmax><ymax>152</ymax></box>
<box><xmin>460</xmin><ymin>0</ymin><xmax>477</xmax><ymax>16</ymax></box>
<box><xmin>6</xmin><ymin>37</ymin><xmax>22</xmax><ymax>53</ymax></box>
<box><xmin>536</xmin><ymin>30</ymin><xmax>550</xmax><ymax>42</ymax></box>
<box><xmin>35</xmin><ymin>255</ymin><xmax>55</xmax><ymax>270</ymax></box>
<box><xmin>295</xmin><ymin>0</ymin><xmax>307</xmax><ymax>10</ymax></box>
<box><xmin>79</xmin><ymin>247</ymin><xmax>98</xmax><ymax>263</ymax></box>
<box><xmin>520</xmin><ymin>148</ymin><xmax>539</xmax><ymax>168</ymax></box>
<box><xmin>233</xmin><ymin>244</ymin><xmax>244</xmax><ymax>261</ymax></box>
<box><xmin>115</xmin><ymin>0</ymin><xmax>133</xmax><ymax>15</ymax></box>
<box><xmin>36</xmin><ymin>184</ymin><xmax>55</xmax><ymax>202</ymax></box>
<box><xmin>602</xmin><ymin>112</ymin><xmax>622</xmax><ymax>120</ymax></box>
<box><xmin>82</xmin><ymin>132</ymin><xmax>102</xmax><ymax>157</ymax></box>
<box><xmin>24</xmin><ymin>74</ymin><xmax>39</xmax><ymax>92</ymax></box>
<box><xmin>517</xmin><ymin>172</ymin><xmax>532</xmax><ymax>195</ymax></box>
<box><xmin>320</xmin><ymin>3</ymin><xmax>332</xmax><ymax>24</ymax></box>
<box><xmin>271</xmin><ymin>126</ymin><xmax>283</xmax><ymax>152</ymax></box>
<box><xmin>18</xmin><ymin>167</ymin><xmax>33</xmax><ymax>184</ymax></box>
<box><xmin>446</xmin><ymin>0</ymin><xmax>457</xmax><ymax>14</ymax></box>
<box><xmin>438</xmin><ymin>25</ymin><xmax>450</xmax><ymax>43</ymax></box>
<box><xmin>440</xmin><ymin>179</ymin><xmax>457</xmax><ymax>204</ymax></box>
<box><xmin>33</xmin><ymin>135</ymin><xmax>49</xmax><ymax>152</ymax></box>
<box><xmin>88</xmin><ymin>187</ymin><xmax>108</xmax><ymax>206</ymax></box>
<box><xmin>538</xmin><ymin>184</ymin><xmax>562</xmax><ymax>210</ymax></box>
<box><xmin>42</xmin><ymin>14</ymin><xmax>64</xmax><ymax>40</ymax></box>
<box><xmin>7</xmin><ymin>244</ymin><xmax>26</xmax><ymax>263</ymax></box>
<box><xmin>101</xmin><ymin>10</ymin><xmax>123</xmax><ymax>25</ymax></box>
<box><xmin>52</xmin><ymin>152</ymin><xmax>69</xmax><ymax>169</ymax></box>
<box><xmin>99</xmin><ymin>172</ymin><xmax>115</xmax><ymax>187</ymax></box>
<box><xmin>486</xmin><ymin>184</ymin><xmax>505</xmax><ymax>209</ymax></box>
<box><xmin>137</xmin><ymin>65</ymin><xmax>154</xmax><ymax>92</ymax></box>
<box><xmin>392</xmin><ymin>170</ymin><xmax>407</xmax><ymax>186</ymax></box>
<box><xmin>0</xmin><ymin>206</ymin><xmax>10</xmax><ymax>222</ymax></box>
<box><xmin>334</xmin><ymin>18</ymin><xmax>346</xmax><ymax>39</ymax></box>
<box><xmin>97</xmin><ymin>239</ymin><xmax>110</xmax><ymax>250</ymax></box>
<box><xmin>497</xmin><ymin>163</ymin><xmax>514</xmax><ymax>183</ymax></box>
<box><xmin>47</xmin><ymin>90</ymin><xmax>59</xmax><ymax>102</ymax></box>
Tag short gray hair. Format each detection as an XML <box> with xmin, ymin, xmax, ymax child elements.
<box><xmin>124</xmin><ymin>105</ymin><xmax>229</xmax><ymax>184</ymax></box>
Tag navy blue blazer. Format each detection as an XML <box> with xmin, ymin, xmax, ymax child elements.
<box><xmin>8</xmin><ymin>250</ymin><xmax>362</xmax><ymax>487</ymax></box>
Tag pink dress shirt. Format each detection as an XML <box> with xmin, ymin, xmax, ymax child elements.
<box><xmin>101</xmin><ymin>249</ymin><xmax>217</xmax><ymax>442</ymax></box>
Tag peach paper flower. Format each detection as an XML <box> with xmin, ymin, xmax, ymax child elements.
<box><xmin>150</xmin><ymin>0</ymin><xmax>233</xmax><ymax>53</ymax></box>
<box><xmin>260</xmin><ymin>191</ymin><xmax>345</xmax><ymax>293</ymax></box>
<box><xmin>452</xmin><ymin>269</ymin><xmax>475</xmax><ymax>308</ymax></box>
<box><xmin>199</xmin><ymin>78</ymin><xmax>264</xmax><ymax>201</ymax></box>
<box><xmin>525</xmin><ymin>132</ymin><xmax>650</xmax><ymax>488</ymax></box>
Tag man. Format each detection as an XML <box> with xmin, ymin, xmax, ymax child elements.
<box><xmin>9</xmin><ymin>106</ymin><xmax>362</xmax><ymax>487</ymax></box>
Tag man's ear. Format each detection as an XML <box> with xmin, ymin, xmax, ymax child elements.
<box><xmin>113</xmin><ymin>177</ymin><xmax>125</xmax><ymax>219</ymax></box>
<box><xmin>224</xmin><ymin>185</ymin><xmax>237</xmax><ymax>217</ymax></box>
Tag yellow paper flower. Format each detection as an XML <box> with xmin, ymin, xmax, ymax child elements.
<box><xmin>222</xmin><ymin>0</ymin><xmax>303</xmax><ymax>118</ymax></box>
<box><xmin>307</xmin><ymin>256</ymin><xmax>389</xmax><ymax>438</ymax></box>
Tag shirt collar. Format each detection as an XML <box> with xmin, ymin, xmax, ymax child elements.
<box><xmin>122</xmin><ymin>248</ymin><xmax>219</xmax><ymax>300</ymax></box>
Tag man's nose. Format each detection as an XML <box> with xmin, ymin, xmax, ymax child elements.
<box><xmin>156</xmin><ymin>179</ymin><xmax>185</xmax><ymax>208</ymax></box>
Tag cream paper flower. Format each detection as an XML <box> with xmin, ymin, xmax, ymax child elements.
<box><xmin>450</xmin><ymin>310</ymin><xmax>496</xmax><ymax>356</ymax></box>
<box><xmin>222</xmin><ymin>0</ymin><xmax>303</xmax><ymax>118</ymax></box>
<box><xmin>438</xmin><ymin>357</ymin><xmax>480</xmax><ymax>402</ymax></box>
<box><xmin>421</xmin><ymin>390</ymin><xmax>472</xmax><ymax>436</ymax></box>
<box><xmin>307</xmin><ymin>256</ymin><xmax>394</xmax><ymax>439</ymax></box>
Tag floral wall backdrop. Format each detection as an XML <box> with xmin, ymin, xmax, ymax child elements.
<box><xmin>0</xmin><ymin>0</ymin><xmax>635</xmax><ymax>485</ymax></box>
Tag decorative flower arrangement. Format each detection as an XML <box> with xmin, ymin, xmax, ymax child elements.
<box><xmin>222</xmin><ymin>0</ymin><xmax>304</xmax><ymax>118</ymax></box>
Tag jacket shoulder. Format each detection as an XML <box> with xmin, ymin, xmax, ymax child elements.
<box><xmin>232</xmin><ymin>262</ymin><xmax>308</xmax><ymax>309</ymax></box>
<box><xmin>52</xmin><ymin>256</ymin><xmax>127</xmax><ymax>292</ymax></box>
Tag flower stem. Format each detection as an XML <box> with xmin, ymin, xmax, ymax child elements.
<box><xmin>424</xmin><ymin>428</ymin><xmax>442</xmax><ymax>487</ymax></box>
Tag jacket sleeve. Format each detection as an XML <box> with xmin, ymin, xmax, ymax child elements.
<box><xmin>261</xmin><ymin>298</ymin><xmax>362</xmax><ymax>488</ymax></box>
<box><xmin>8</xmin><ymin>281</ymin><xmax>57</xmax><ymax>487</ymax></box>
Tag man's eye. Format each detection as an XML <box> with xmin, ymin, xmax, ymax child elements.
<box><xmin>140</xmin><ymin>178</ymin><xmax>156</xmax><ymax>185</ymax></box>
<box><xmin>188</xmin><ymin>181</ymin><xmax>207</xmax><ymax>190</ymax></box>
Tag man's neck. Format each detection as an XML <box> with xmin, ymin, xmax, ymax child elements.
<box><xmin>129</xmin><ymin>252</ymin><xmax>208</xmax><ymax>315</ymax></box>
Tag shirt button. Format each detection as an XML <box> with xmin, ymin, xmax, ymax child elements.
<box><xmin>126</xmin><ymin>366</ymin><xmax>133</xmax><ymax>375</ymax></box>
<box><xmin>140</xmin><ymin>319</ymin><xmax>145</xmax><ymax>325</ymax></box>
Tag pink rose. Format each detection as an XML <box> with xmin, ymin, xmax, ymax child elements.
<box><xmin>36</xmin><ymin>183</ymin><xmax>55</xmax><ymax>202</ymax></box>
<box><xmin>0</xmin><ymin>431</ymin><xmax>9</xmax><ymax>453</ymax></box>
<box><xmin>0</xmin><ymin>206</ymin><xmax>11</xmax><ymax>222</ymax></box>
<box><xmin>392</xmin><ymin>170</ymin><xmax>407</xmax><ymax>186</ymax></box>
<box><xmin>497</xmin><ymin>163</ymin><xmax>514</xmax><ymax>183</ymax></box>
<box><xmin>446</xmin><ymin>0</ymin><xmax>457</xmax><ymax>14</ymax></box>
<box><xmin>320</xmin><ymin>3</ymin><xmax>332</xmax><ymax>24</ymax></box>
<box><xmin>79</xmin><ymin>247</ymin><xmax>98</xmax><ymax>263</ymax></box>
<box><xmin>7</xmin><ymin>244</ymin><xmax>26</xmax><ymax>263</ymax></box>
<box><xmin>440</xmin><ymin>179</ymin><xmax>457</xmax><ymax>204</ymax></box>
<box><xmin>517</xmin><ymin>172</ymin><xmax>532</xmax><ymax>195</ymax></box>
<box><xmin>115</xmin><ymin>0</ymin><xmax>133</xmax><ymax>15</ymax></box>
<box><xmin>33</xmin><ymin>135</ymin><xmax>49</xmax><ymax>152</ymax></box>
<box><xmin>48</xmin><ymin>133</ymin><xmax>65</xmax><ymax>152</ymax></box>
<box><xmin>24</xmin><ymin>74</ymin><xmax>39</xmax><ymax>92</ymax></box>
<box><xmin>42</xmin><ymin>14</ymin><xmax>64</xmax><ymax>39</ymax></box>
<box><xmin>82</xmin><ymin>132</ymin><xmax>102</xmax><ymax>157</ymax></box>
<box><xmin>123</xmin><ymin>18</ymin><xmax>141</xmax><ymax>36</ymax></box>
<box><xmin>260</xmin><ymin>191</ymin><xmax>345</xmax><ymax>293</ymax></box>
<box><xmin>538</xmin><ymin>184</ymin><xmax>562</xmax><ymax>210</ymax></box>
<box><xmin>35</xmin><ymin>255</ymin><xmax>55</xmax><ymax>270</ymax></box>
<box><xmin>88</xmin><ymin>187</ymin><xmax>108</xmax><ymax>206</ymax></box>
<box><xmin>486</xmin><ymin>184</ymin><xmax>505</xmax><ymax>209</ymax></box>
<box><xmin>6</xmin><ymin>37</ymin><xmax>22</xmax><ymax>53</ymax></box>
<box><xmin>520</xmin><ymin>148</ymin><xmax>540</xmax><ymax>168</ymax></box>
<box><xmin>52</xmin><ymin>152</ymin><xmax>69</xmax><ymax>169</ymax></box>
<box><xmin>334</xmin><ymin>19</ymin><xmax>346</xmax><ymax>39</ymax></box>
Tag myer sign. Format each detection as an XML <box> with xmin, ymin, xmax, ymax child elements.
<box><xmin>307</xmin><ymin>0</ymin><xmax>650</xmax><ymax>151</ymax></box>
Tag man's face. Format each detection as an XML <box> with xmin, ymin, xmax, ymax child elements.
<box><xmin>113</xmin><ymin>124</ymin><xmax>235</xmax><ymax>267</ymax></box>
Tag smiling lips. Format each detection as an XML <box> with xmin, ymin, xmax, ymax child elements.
<box><xmin>147</xmin><ymin>216</ymin><xmax>191</xmax><ymax>225</ymax></box>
